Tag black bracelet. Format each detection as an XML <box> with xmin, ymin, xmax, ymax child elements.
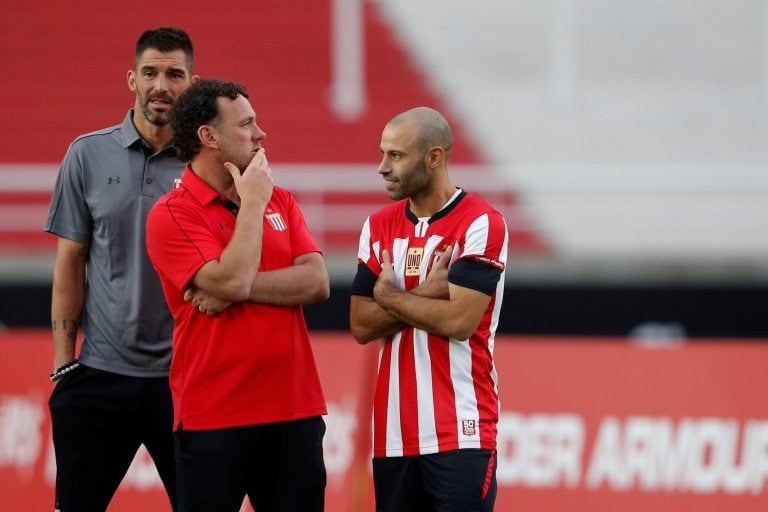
<box><xmin>50</xmin><ymin>359</ymin><xmax>80</xmax><ymax>382</ymax></box>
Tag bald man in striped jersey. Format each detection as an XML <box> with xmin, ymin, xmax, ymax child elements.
<box><xmin>350</xmin><ymin>107</ymin><xmax>508</xmax><ymax>512</ymax></box>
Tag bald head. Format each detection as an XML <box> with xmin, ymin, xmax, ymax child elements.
<box><xmin>387</xmin><ymin>107</ymin><xmax>453</xmax><ymax>158</ymax></box>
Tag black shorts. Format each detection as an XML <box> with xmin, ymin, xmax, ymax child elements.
<box><xmin>175</xmin><ymin>416</ymin><xmax>326</xmax><ymax>512</ymax></box>
<box><xmin>48</xmin><ymin>364</ymin><xmax>176</xmax><ymax>512</ymax></box>
<box><xmin>372</xmin><ymin>449</ymin><xmax>497</xmax><ymax>512</ymax></box>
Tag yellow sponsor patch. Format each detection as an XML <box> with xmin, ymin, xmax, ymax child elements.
<box><xmin>405</xmin><ymin>247</ymin><xmax>423</xmax><ymax>276</ymax></box>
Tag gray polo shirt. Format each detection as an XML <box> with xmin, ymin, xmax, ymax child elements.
<box><xmin>45</xmin><ymin>110</ymin><xmax>184</xmax><ymax>377</ymax></box>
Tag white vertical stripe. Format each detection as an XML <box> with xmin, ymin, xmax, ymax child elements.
<box><xmin>421</xmin><ymin>235</ymin><xmax>444</xmax><ymax>282</ymax></box>
<box><xmin>410</xmin><ymin>235</ymin><xmax>443</xmax><ymax>454</ymax></box>
<box><xmin>356</xmin><ymin>217</ymin><xmax>371</xmax><ymax>261</ymax></box>
<box><xmin>414</xmin><ymin>220</ymin><xmax>428</xmax><ymax>237</ymax></box>
<box><xmin>488</xmin><ymin>217</ymin><xmax>510</xmax><ymax>355</ymax></box>
<box><xmin>384</xmin><ymin>238</ymin><xmax>410</xmax><ymax>456</ymax></box>
<box><xmin>372</xmin><ymin>240</ymin><xmax>380</xmax><ymax>264</ymax></box>
<box><xmin>487</xmin><ymin>219</ymin><xmax>509</xmax><ymax>414</ymax></box>
<box><xmin>391</xmin><ymin>238</ymin><xmax>410</xmax><ymax>289</ymax></box>
<box><xmin>462</xmin><ymin>213</ymin><xmax>490</xmax><ymax>258</ymax></box>
<box><xmin>385</xmin><ymin>330</ymin><xmax>403</xmax><ymax>457</ymax></box>
<box><xmin>413</xmin><ymin>328</ymin><xmax>436</xmax><ymax>451</ymax></box>
<box><xmin>499</xmin><ymin>217</ymin><xmax>509</xmax><ymax>264</ymax></box>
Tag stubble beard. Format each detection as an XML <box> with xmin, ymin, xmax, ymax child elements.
<box><xmin>138</xmin><ymin>93</ymin><xmax>174</xmax><ymax>126</ymax></box>
<box><xmin>389</xmin><ymin>161</ymin><xmax>430</xmax><ymax>201</ymax></box>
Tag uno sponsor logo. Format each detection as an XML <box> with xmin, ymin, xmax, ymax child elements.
<box><xmin>405</xmin><ymin>247</ymin><xmax>423</xmax><ymax>276</ymax></box>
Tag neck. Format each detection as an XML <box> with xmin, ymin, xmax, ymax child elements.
<box><xmin>409</xmin><ymin>180</ymin><xmax>457</xmax><ymax>218</ymax></box>
<box><xmin>190</xmin><ymin>155</ymin><xmax>240</xmax><ymax>204</ymax></box>
<box><xmin>133</xmin><ymin>112</ymin><xmax>172</xmax><ymax>153</ymax></box>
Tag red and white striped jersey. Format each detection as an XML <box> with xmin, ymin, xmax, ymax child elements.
<box><xmin>352</xmin><ymin>190</ymin><xmax>508</xmax><ymax>457</ymax></box>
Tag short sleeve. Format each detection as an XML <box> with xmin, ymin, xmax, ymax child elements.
<box><xmin>44</xmin><ymin>143</ymin><xmax>92</xmax><ymax>242</ymax></box>
<box><xmin>448</xmin><ymin>210</ymin><xmax>508</xmax><ymax>295</ymax></box>
<box><xmin>350</xmin><ymin>216</ymin><xmax>382</xmax><ymax>296</ymax></box>
<box><xmin>457</xmin><ymin>211</ymin><xmax>507</xmax><ymax>271</ymax></box>
<box><xmin>282</xmin><ymin>189</ymin><xmax>321</xmax><ymax>258</ymax></box>
<box><xmin>146</xmin><ymin>196</ymin><xmax>222</xmax><ymax>292</ymax></box>
<box><xmin>447</xmin><ymin>258</ymin><xmax>502</xmax><ymax>296</ymax></box>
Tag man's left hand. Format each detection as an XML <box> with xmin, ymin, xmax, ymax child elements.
<box><xmin>184</xmin><ymin>286</ymin><xmax>232</xmax><ymax>315</ymax></box>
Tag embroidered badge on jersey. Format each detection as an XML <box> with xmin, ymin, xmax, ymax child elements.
<box><xmin>462</xmin><ymin>419</ymin><xmax>477</xmax><ymax>436</ymax></box>
<box><xmin>405</xmin><ymin>247</ymin><xmax>423</xmax><ymax>276</ymax></box>
<box><xmin>266</xmin><ymin>212</ymin><xmax>287</xmax><ymax>232</ymax></box>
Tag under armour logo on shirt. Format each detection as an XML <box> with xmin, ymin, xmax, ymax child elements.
<box><xmin>266</xmin><ymin>212</ymin><xmax>287</xmax><ymax>231</ymax></box>
<box><xmin>107</xmin><ymin>176</ymin><xmax>121</xmax><ymax>184</ymax></box>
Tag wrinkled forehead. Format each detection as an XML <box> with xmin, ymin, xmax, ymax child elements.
<box><xmin>135</xmin><ymin>48</ymin><xmax>192</xmax><ymax>72</ymax></box>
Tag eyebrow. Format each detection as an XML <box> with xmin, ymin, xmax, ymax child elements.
<box><xmin>139</xmin><ymin>64</ymin><xmax>188</xmax><ymax>75</ymax></box>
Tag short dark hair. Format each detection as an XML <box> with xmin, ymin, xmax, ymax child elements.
<box><xmin>135</xmin><ymin>27</ymin><xmax>194</xmax><ymax>71</ymax></box>
<box><xmin>171</xmin><ymin>79</ymin><xmax>250</xmax><ymax>162</ymax></box>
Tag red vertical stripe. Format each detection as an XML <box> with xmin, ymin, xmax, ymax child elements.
<box><xmin>472</xmin><ymin>293</ymin><xmax>499</xmax><ymax>450</ymax></box>
<box><xmin>482</xmin><ymin>450</ymin><xmax>496</xmax><ymax>499</ymax></box>
<box><xmin>428</xmin><ymin>332</ymin><xmax>458</xmax><ymax>451</ymax></box>
<box><xmin>398</xmin><ymin>329</ymin><xmax>420</xmax><ymax>455</ymax></box>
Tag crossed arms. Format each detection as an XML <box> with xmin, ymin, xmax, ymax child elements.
<box><xmin>188</xmin><ymin>251</ymin><xmax>329</xmax><ymax>313</ymax></box>
<box><xmin>349</xmin><ymin>247</ymin><xmax>492</xmax><ymax>344</ymax></box>
<box><xmin>181</xmin><ymin>153</ymin><xmax>328</xmax><ymax>313</ymax></box>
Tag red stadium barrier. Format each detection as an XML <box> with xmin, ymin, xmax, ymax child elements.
<box><xmin>1</xmin><ymin>330</ymin><xmax>766</xmax><ymax>511</ymax></box>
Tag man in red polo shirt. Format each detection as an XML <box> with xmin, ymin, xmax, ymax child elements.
<box><xmin>146</xmin><ymin>78</ymin><xmax>328</xmax><ymax>512</ymax></box>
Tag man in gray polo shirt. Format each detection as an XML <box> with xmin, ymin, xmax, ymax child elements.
<box><xmin>45</xmin><ymin>27</ymin><xmax>197</xmax><ymax>512</ymax></box>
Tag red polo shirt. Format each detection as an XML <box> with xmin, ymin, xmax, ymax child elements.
<box><xmin>146</xmin><ymin>167</ymin><xmax>327</xmax><ymax>430</ymax></box>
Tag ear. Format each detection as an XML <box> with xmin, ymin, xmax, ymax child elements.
<box><xmin>198</xmin><ymin>125</ymin><xmax>219</xmax><ymax>150</ymax></box>
<box><xmin>191</xmin><ymin>74</ymin><xmax>200</xmax><ymax>84</ymax></box>
<box><xmin>127</xmin><ymin>70</ymin><xmax>137</xmax><ymax>92</ymax></box>
<box><xmin>426</xmin><ymin>146</ymin><xmax>444</xmax><ymax>169</ymax></box>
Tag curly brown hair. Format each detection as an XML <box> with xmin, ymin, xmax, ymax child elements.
<box><xmin>170</xmin><ymin>79</ymin><xmax>249</xmax><ymax>162</ymax></box>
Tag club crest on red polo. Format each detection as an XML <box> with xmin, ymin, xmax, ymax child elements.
<box><xmin>266</xmin><ymin>212</ymin><xmax>287</xmax><ymax>231</ymax></box>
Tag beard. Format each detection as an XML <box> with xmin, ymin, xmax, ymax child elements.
<box><xmin>388</xmin><ymin>160</ymin><xmax>431</xmax><ymax>201</ymax></box>
<box><xmin>137</xmin><ymin>92</ymin><xmax>174</xmax><ymax>126</ymax></box>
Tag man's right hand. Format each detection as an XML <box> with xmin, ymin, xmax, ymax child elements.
<box><xmin>225</xmin><ymin>149</ymin><xmax>273</xmax><ymax>207</ymax></box>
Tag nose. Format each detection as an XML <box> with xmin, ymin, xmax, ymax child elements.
<box><xmin>377</xmin><ymin>156</ymin><xmax>389</xmax><ymax>175</ymax></box>
<box><xmin>153</xmin><ymin>74</ymin><xmax>170</xmax><ymax>93</ymax></box>
<box><xmin>252</xmin><ymin>124</ymin><xmax>266</xmax><ymax>141</ymax></box>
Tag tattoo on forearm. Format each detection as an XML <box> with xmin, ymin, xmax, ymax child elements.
<box><xmin>52</xmin><ymin>319</ymin><xmax>80</xmax><ymax>342</ymax></box>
